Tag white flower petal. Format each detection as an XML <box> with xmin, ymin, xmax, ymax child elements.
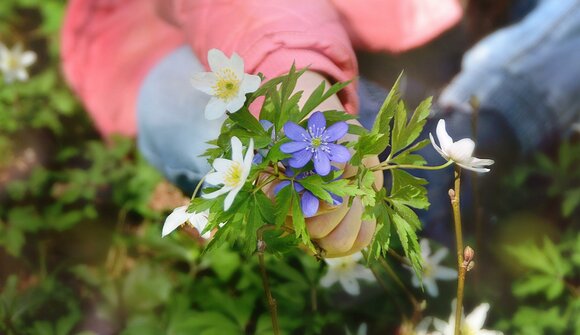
<box><xmin>241</xmin><ymin>73</ymin><xmax>261</xmax><ymax>93</ymax></box>
<box><xmin>202</xmin><ymin>186</ymin><xmax>230</xmax><ymax>199</ymax></box>
<box><xmin>191</xmin><ymin>72</ymin><xmax>217</xmax><ymax>95</ymax></box>
<box><xmin>207</xmin><ymin>48</ymin><xmax>230</xmax><ymax>72</ymax></box>
<box><xmin>162</xmin><ymin>206</ymin><xmax>189</xmax><ymax>237</ymax></box>
<box><xmin>436</xmin><ymin>119</ymin><xmax>453</xmax><ymax>151</ymax></box>
<box><xmin>320</xmin><ymin>271</ymin><xmax>338</xmax><ymax>288</ymax></box>
<box><xmin>430</xmin><ymin>133</ymin><xmax>449</xmax><ymax>160</ymax></box>
<box><xmin>432</xmin><ymin>318</ymin><xmax>449</xmax><ymax>332</ymax></box>
<box><xmin>457</xmin><ymin>163</ymin><xmax>490</xmax><ymax>173</ymax></box>
<box><xmin>16</xmin><ymin>69</ymin><xmax>28</xmax><ymax>81</ymax></box>
<box><xmin>191</xmin><ymin>211</ymin><xmax>211</xmax><ymax>239</ymax></box>
<box><xmin>448</xmin><ymin>138</ymin><xmax>475</xmax><ymax>163</ymax></box>
<box><xmin>205</xmin><ymin>171</ymin><xmax>225</xmax><ymax>186</ymax></box>
<box><xmin>230</xmin><ymin>52</ymin><xmax>245</xmax><ymax>77</ymax></box>
<box><xmin>223</xmin><ymin>186</ymin><xmax>241</xmax><ymax>210</ymax></box>
<box><xmin>20</xmin><ymin>51</ymin><xmax>36</xmax><ymax>66</ymax></box>
<box><xmin>434</xmin><ymin>266</ymin><xmax>458</xmax><ymax>280</ymax></box>
<box><xmin>420</xmin><ymin>238</ymin><xmax>432</xmax><ymax>257</ymax></box>
<box><xmin>205</xmin><ymin>97</ymin><xmax>228</xmax><ymax>120</ymax></box>
<box><xmin>225</xmin><ymin>95</ymin><xmax>246</xmax><ymax>113</ymax></box>
<box><xmin>243</xmin><ymin>138</ymin><xmax>255</xmax><ymax>171</ymax></box>
<box><xmin>212</xmin><ymin>158</ymin><xmax>235</xmax><ymax>174</ymax></box>
<box><xmin>465</xmin><ymin>303</ymin><xmax>490</xmax><ymax>331</ymax></box>
<box><xmin>230</xmin><ymin>136</ymin><xmax>243</xmax><ymax>163</ymax></box>
<box><xmin>424</xmin><ymin>277</ymin><xmax>439</xmax><ymax>297</ymax></box>
<box><xmin>340</xmin><ymin>276</ymin><xmax>361</xmax><ymax>295</ymax></box>
<box><xmin>470</xmin><ymin>157</ymin><xmax>495</xmax><ymax>167</ymax></box>
<box><xmin>430</xmin><ymin>247</ymin><xmax>449</xmax><ymax>265</ymax></box>
<box><xmin>478</xmin><ymin>330</ymin><xmax>503</xmax><ymax>335</ymax></box>
<box><xmin>353</xmin><ymin>266</ymin><xmax>375</xmax><ymax>283</ymax></box>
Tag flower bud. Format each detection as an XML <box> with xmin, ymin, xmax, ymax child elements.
<box><xmin>463</xmin><ymin>246</ymin><xmax>475</xmax><ymax>263</ymax></box>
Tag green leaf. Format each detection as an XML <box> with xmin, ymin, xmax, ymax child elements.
<box><xmin>274</xmin><ymin>184</ymin><xmax>293</xmax><ymax>227</ymax></box>
<box><xmin>390</xmin><ymin>207</ymin><xmax>422</xmax><ymax>276</ymax></box>
<box><xmin>256</xmin><ymin>191</ymin><xmax>275</xmax><ymax>224</ymax></box>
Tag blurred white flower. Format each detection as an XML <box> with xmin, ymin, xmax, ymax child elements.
<box><xmin>320</xmin><ymin>252</ymin><xmax>375</xmax><ymax>296</ymax></box>
<box><xmin>191</xmin><ymin>48</ymin><xmax>261</xmax><ymax>120</ymax></box>
<box><xmin>203</xmin><ymin>136</ymin><xmax>254</xmax><ymax>211</ymax></box>
<box><xmin>433</xmin><ymin>300</ymin><xmax>503</xmax><ymax>335</ymax></box>
<box><xmin>572</xmin><ymin>122</ymin><xmax>580</xmax><ymax>133</ymax></box>
<box><xmin>408</xmin><ymin>239</ymin><xmax>457</xmax><ymax>297</ymax></box>
<box><xmin>162</xmin><ymin>206</ymin><xmax>210</xmax><ymax>239</ymax></box>
<box><xmin>430</xmin><ymin>119</ymin><xmax>494</xmax><ymax>172</ymax></box>
<box><xmin>399</xmin><ymin>317</ymin><xmax>436</xmax><ymax>335</ymax></box>
<box><xmin>345</xmin><ymin>322</ymin><xmax>367</xmax><ymax>335</ymax></box>
<box><xmin>0</xmin><ymin>42</ymin><xmax>36</xmax><ymax>83</ymax></box>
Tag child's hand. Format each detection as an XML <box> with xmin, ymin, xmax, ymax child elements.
<box><xmin>287</xmin><ymin>71</ymin><xmax>383</xmax><ymax>257</ymax></box>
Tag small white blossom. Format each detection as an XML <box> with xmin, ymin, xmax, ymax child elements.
<box><xmin>162</xmin><ymin>206</ymin><xmax>210</xmax><ymax>239</ymax></box>
<box><xmin>430</xmin><ymin>119</ymin><xmax>494</xmax><ymax>172</ymax></box>
<box><xmin>433</xmin><ymin>300</ymin><xmax>503</xmax><ymax>335</ymax></box>
<box><xmin>0</xmin><ymin>42</ymin><xmax>36</xmax><ymax>83</ymax></box>
<box><xmin>320</xmin><ymin>252</ymin><xmax>375</xmax><ymax>296</ymax></box>
<box><xmin>408</xmin><ymin>239</ymin><xmax>457</xmax><ymax>297</ymax></box>
<box><xmin>345</xmin><ymin>323</ymin><xmax>367</xmax><ymax>335</ymax></box>
<box><xmin>572</xmin><ymin>122</ymin><xmax>580</xmax><ymax>133</ymax></box>
<box><xmin>191</xmin><ymin>49</ymin><xmax>261</xmax><ymax>120</ymax></box>
<box><xmin>399</xmin><ymin>317</ymin><xmax>436</xmax><ymax>335</ymax></box>
<box><xmin>203</xmin><ymin>136</ymin><xmax>254</xmax><ymax>211</ymax></box>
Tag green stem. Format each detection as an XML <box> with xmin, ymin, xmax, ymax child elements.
<box><xmin>378</xmin><ymin>257</ymin><xmax>421</xmax><ymax>313</ymax></box>
<box><xmin>451</xmin><ymin>167</ymin><xmax>466</xmax><ymax>335</ymax></box>
<box><xmin>370</xmin><ymin>160</ymin><xmax>453</xmax><ymax>172</ymax></box>
<box><xmin>190</xmin><ymin>175</ymin><xmax>207</xmax><ymax>200</ymax></box>
<box><xmin>257</xmin><ymin>225</ymin><xmax>280</xmax><ymax>335</ymax></box>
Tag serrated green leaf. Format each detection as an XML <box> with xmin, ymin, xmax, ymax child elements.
<box><xmin>274</xmin><ymin>184</ymin><xmax>293</xmax><ymax>227</ymax></box>
<box><xmin>390</xmin><ymin>207</ymin><xmax>422</xmax><ymax>276</ymax></box>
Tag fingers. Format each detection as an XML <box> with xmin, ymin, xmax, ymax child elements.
<box><xmin>316</xmin><ymin>197</ymin><xmax>363</xmax><ymax>255</ymax></box>
<box><xmin>305</xmin><ymin>198</ymin><xmax>349</xmax><ymax>238</ymax></box>
<box><xmin>324</xmin><ymin>219</ymin><xmax>376</xmax><ymax>258</ymax></box>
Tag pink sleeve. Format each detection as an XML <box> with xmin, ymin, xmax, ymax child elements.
<box><xmin>61</xmin><ymin>0</ymin><xmax>184</xmax><ymax>137</ymax></box>
<box><xmin>158</xmin><ymin>0</ymin><xmax>359</xmax><ymax>115</ymax></box>
<box><xmin>332</xmin><ymin>0</ymin><xmax>463</xmax><ymax>52</ymax></box>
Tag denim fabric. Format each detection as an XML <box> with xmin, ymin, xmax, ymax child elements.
<box><xmin>438</xmin><ymin>0</ymin><xmax>580</xmax><ymax>153</ymax></box>
<box><xmin>137</xmin><ymin>46</ymin><xmax>225</xmax><ymax>194</ymax></box>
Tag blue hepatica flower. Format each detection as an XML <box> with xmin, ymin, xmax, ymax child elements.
<box><xmin>274</xmin><ymin>169</ymin><xmax>342</xmax><ymax>218</ymax></box>
<box><xmin>280</xmin><ymin>111</ymin><xmax>351</xmax><ymax>176</ymax></box>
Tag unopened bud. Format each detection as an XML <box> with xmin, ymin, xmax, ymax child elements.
<box><xmin>462</xmin><ymin>246</ymin><xmax>475</xmax><ymax>270</ymax></box>
<box><xmin>448</xmin><ymin>189</ymin><xmax>455</xmax><ymax>200</ymax></box>
<box><xmin>257</xmin><ymin>240</ymin><xmax>267</xmax><ymax>252</ymax></box>
<box><xmin>466</xmin><ymin>261</ymin><xmax>475</xmax><ymax>272</ymax></box>
<box><xmin>463</xmin><ymin>246</ymin><xmax>475</xmax><ymax>263</ymax></box>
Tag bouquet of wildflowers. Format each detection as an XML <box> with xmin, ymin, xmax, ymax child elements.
<box><xmin>161</xmin><ymin>49</ymin><xmax>498</xmax><ymax>335</ymax></box>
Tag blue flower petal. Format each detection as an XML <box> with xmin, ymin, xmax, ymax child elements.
<box><xmin>284</xmin><ymin>122</ymin><xmax>309</xmax><ymax>141</ymax></box>
<box><xmin>301</xmin><ymin>191</ymin><xmax>319</xmax><ymax>218</ymax></box>
<box><xmin>308</xmin><ymin>111</ymin><xmax>326</xmax><ymax>133</ymax></box>
<box><xmin>288</xmin><ymin>149</ymin><xmax>313</xmax><ymax>168</ymax></box>
<box><xmin>274</xmin><ymin>180</ymin><xmax>291</xmax><ymax>195</ymax></box>
<box><xmin>314</xmin><ymin>152</ymin><xmax>331</xmax><ymax>176</ymax></box>
<box><xmin>330</xmin><ymin>193</ymin><xmax>343</xmax><ymax>206</ymax></box>
<box><xmin>280</xmin><ymin>141</ymin><xmax>308</xmax><ymax>153</ymax></box>
<box><xmin>324</xmin><ymin>121</ymin><xmax>348</xmax><ymax>141</ymax></box>
<box><xmin>293</xmin><ymin>182</ymin><xmax>305</xmax><ymax>193</ymax></box>
<box><xmin>327</xmin><ymin>143</ymin><xmax>351</xmax><ymax>163</ymax></box>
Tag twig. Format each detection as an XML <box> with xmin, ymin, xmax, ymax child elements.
<box><xmin>257</xmin><ymin>225</ymin><xmax>280</xmax><ymax>335</ymax></box>
<box><xmin>450</xmin><ymin>167</ymin><xmax>466</xmax><ymax>335</ymax></box>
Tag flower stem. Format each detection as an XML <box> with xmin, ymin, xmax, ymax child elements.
<box><xmin>370</xmin><ymin>160</ymin><xmax>453</xmax><ymax>172</ymax></box>
<box><xmin>257</xmin><ymin>225</ymin><xmax>280</xmax><ymax>335</ymax></box>
<box><xmin>450</xmin><ymin>167</ymin><xmax>466</xmax><ymax>335</ymax></box>
<box><xmin>378</xmin><ymin>257</ymin><xmax>421</xmax><ymax>314</ymax></box>
<box><xmin>190</xmin><ymin>175</ymin><xmax>207</xmax><ymax>200</ymax></box>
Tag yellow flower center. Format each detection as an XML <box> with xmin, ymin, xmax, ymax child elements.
<box><xmin>461</xmin><ymin>324</ymin><xmax>475</xmax><ymax>335</ymax></box>
<box><xmin>224</xmin><ymin>161</ymin><xmax>243</xmax><ymax>187</ymax></box>
<box><xmin>311</xmin><ymin>137</ymin><xmax>322</xmax><ymax>148</ymax></box>
<box><xmin>336</xmin><ymin>259</ymin><xmax>356</xmax><ymax>273</ymax></box>
<box><xmin>213</xmin><ymin>68</ymin><xmax>240</xmax><ymax>101</ymax></box>
<box><xmin>3</xmin><ymin>55</ymin><xmax>18</xmax><ymax>70</ymax></box>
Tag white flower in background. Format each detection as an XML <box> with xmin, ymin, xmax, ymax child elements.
<box><xmin>408</xmin><ymin>239</ymin><xmax>457</xmax><ymax>297</ymax></box>
<box><xmin>203</xmin><ymin>136</ymin><xmax>254</xmax><ymax>210</ymax></box>
<box><xmin>320</xmin><ymin>252</ymin><xmax>375</xmax><ymax>296</ymax></box>
<box><xmin>430</xmin><ymin>119</ymin><xmax>494</xmax><ymax>172</ymax></box>
<box><xmin>0</xmin><ymin>42</ymin><xmax>36</xmax><ymax>83</ymax></box>
<box><xmin>162</xmin><ymin>206</ymin><xmax>210</xmax><ymax>239</ymax></box>
<box><xmin>573</xmin><ymin>122</ymin><xmax>580</xmax><ymax>133</ymax></box>
<box><xmin>345</xmin><ymin>323</ymin><xmax>367</xmax><ymax>335</ymax></box>
<box><xmin>398</xmin><ymin>317</ymin><xmax>435</xmax><ymax>335</ymax></box>
<box><xmin>433</xmin><ymin>300</ymin><xmax>503</xmax><ymax>335</ymax></box>
<box><xmin>191</xmin><ymin>48</ymin><xmax>261</xmax><ymax>120</ymax></box>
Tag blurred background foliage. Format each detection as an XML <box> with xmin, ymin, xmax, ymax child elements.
<box><xmin>0</xmin><ymin>1</ymin><xmax>578</xmax><ymax>334</ymax></box>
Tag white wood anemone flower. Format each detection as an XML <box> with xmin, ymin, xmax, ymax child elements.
<box><xmin>191</xmin><ymin>49</ymin><xmax>261</xmax><ymax>120</ymax></box>
<box><xmin>162</xmin><ymin>206</ymin><xmax>210</xmax><ymax>239</ymax></box>
<box><xmin>0</xmin><ymin>42</ymin><xmax>36</xmax><ymax>83</ymax></box>
<box><xmin>432</xmin><ymin>300</ymin><xmax>503</xmax><ymax>335</ymax></box>
<box><xmin>429</xmin><ymin>119</ymin><xmax>494</xmax><ymax>172</ymax></box>
<box><xmin>320</xmin><ymin>252</ymin><xmax>375</xmax><ymax>296</ymax></box>
<box><xmin>408</xmin><ymin>239</ymin><xmax>457</xmax><ymax>297</ymax></box>
<box><xmin>203</xmin><ymin>136</ymin><xmax>254</xmax><ymax>211</ymax></box>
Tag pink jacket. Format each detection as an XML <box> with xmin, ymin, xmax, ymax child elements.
<box><xmin>62</xmin><ymin>0</ymin><xmax>462</xmax><ymax>137</ymax></box>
